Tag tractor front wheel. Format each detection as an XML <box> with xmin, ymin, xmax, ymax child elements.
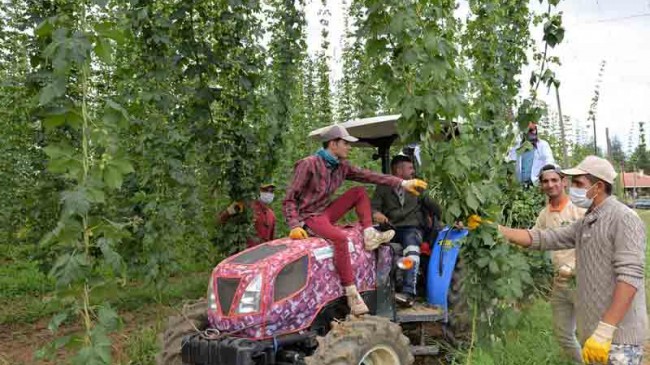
<box><xmin>305</xmin><ymin>315</ymin><xmax>413</xmax><ymax>365</ymax></box>
<box><xmin>157</xmin><ymin>298</ymin><xmax>208</xmax><ymax>365</ymax></box>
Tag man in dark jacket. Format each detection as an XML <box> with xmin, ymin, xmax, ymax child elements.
<box><xmin>372</xmin><ymin>155</ymin><xmax>441</xmax><ymax>305</ymax></box>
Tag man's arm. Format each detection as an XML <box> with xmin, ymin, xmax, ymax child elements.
<box><xmin>602</xmin><ymin>282</ymin><xmax>637</xmax><ymax>326</ymax></box>
<box><xmin>370</xmin><ymin>187</ymin><xmax>390</xmax><ymax>223</ymax></box>
<box><xmin>539</xmin><ymin>140</ymin><xmax>556</xmax><ymax>165</ymax></box>
<box><xmin>345</xmin><ymin>163</ymin><xmax>403</xmax><ymax>188</ymax></box>
<box><xmin>282</xmin><ymin>159</ymin><xmax>311</xmax><ymax>229</ymax></box>
<box><xmin>602</xmin><ymin>212</ymin><xmax>646</xmax><ymax>325</ymax></box>
<box><xmin>499</xmin><ymin>221</ymin><xmax>579</xmax><ymax>250</ymax></box>
<box><xmin>498</xmin><ymin>226</ymin><xmax>533</xmax><ymax>247</ymax></box>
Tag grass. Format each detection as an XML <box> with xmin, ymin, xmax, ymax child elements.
<box><xmin>121</xmin><ymin>323</ymin><xmax>161</xmax><ymax>365</ymax></box>
<box><xmin>456</xmin><ymin>300</ymin><xmax>574</xmax><ymax>365</ymax></box>
<box><xmin>0</xmin><ymin>270</ymin><xmax>208</xmax><ymax>325</ymax></box>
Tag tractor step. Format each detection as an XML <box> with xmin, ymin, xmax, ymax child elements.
<box><xmin>396</xmin><ymin>302</ymin><xmax>444</xmax><ymax>323</ymax></box>
<box><xmin>410</xmin><ymin>345</ymin><xmax>439</xmax><ymax>356</ymax></box>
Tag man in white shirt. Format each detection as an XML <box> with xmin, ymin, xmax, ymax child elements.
<box><xmin>534</xmin><ymin>164</ymin><xmax>586</xmax><ymax>363</ymax></box>
<box><xmin>508</xmin><ymin>122</ymin><xmax>556</xmax><ymax>186</ymax></box>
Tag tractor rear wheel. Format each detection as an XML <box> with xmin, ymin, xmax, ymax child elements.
<box><xmin>157</xmin><ymin>298</ymin><xmax>208</xmax><ymax>365</ymax></box>
<box><xmin>305</xmin><ymin>315</ymin><xmax>413</xmax><ymax>365</ymax></box>
<box><xmin>445</xmin><ymin>258</ymin><xmax>471</xmax><ymax>345</ymax></box>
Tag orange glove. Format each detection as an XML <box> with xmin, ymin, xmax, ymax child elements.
<box><xmin>401</xmin><ymin>179</ymin><xmax>427</xmax><ymax>196</ymax></box>
<box><xmin>289</xmin><ymin>227</ymin><xmax>308</xmax><ymax>240</ymax></box>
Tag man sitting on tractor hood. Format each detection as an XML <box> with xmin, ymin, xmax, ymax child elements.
<box><xmin>371</xmin><ymin>155</ymin><xmax>442</xmax><ymax>306</ymax></box>
<box><xmin>283</xmin><ymin>124</ymin><xmax>427</xmax><ymax>315</ymax></box>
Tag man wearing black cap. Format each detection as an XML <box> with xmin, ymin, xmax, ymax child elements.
<box><xmin>283</xmin><ymin>124</ymin><xmax>428</xmax><ymax>315</ymax></box>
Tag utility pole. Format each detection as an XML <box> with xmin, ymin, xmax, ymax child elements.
<box><xmin>555</xmin><ymin>84</ymin><xmax>568</xmax><ymax>166</ymax></box>
<box><xmin>588</xmin><ymin>60</ymin><xmax>606</xmax><ymax>155</ymax></box>
<box><xmin>606</xmin><ymin>128</ymin><xmax>612</xmax><ymax>161</ymax></box>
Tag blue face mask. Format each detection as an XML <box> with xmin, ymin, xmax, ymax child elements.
<box><xmin>569</xmin><ymin>184</ymin><xmax>597</xmax><ymax>209</ymax></box>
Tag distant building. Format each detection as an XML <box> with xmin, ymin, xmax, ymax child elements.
<box><xmin>622</xmin><ymin>171</ymin><xmax>650</xmax><ymax>198</ymax></box>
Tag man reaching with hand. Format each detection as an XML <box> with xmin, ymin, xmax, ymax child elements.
<box><xmin>498</xmin><ymin>156</ymin><xmax>647</xmax><ymax>365</ymax></box>
<box><xmin>283</xmin><ymin>125</ymin><xmax>427</xmax><ymax>316</ymax></box>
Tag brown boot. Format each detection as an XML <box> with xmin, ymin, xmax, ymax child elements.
<box><xmin>344</xmin><ymin>285</ymin><xmax>369</xmax><ymax>315</ymax></box>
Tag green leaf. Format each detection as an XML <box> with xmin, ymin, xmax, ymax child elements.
<box><xmin>94</xmin><ymin>22</ymin><xmax>126</xmax><ymax>44</ymax></box>
<box><xmin>35</xmin><ymin>19</ymin><xmax>54</xmax><ymax>37</ymax></box>
<box><xmin>488</xmin><ymin>260</ymin><xmax>500</xmax><ymax>274</ymax></box>
<box><xmin>97</xmin><ymin>305</ymin><xmax>120</xmax><ymax>331</ymax></box>
<box><xmin>92</xmin><ymin>329</ymin><xmax>112</xmax><ymax>364</ymax></box>
<box><xmin>43</xmin><ymin>144</ymin><xmax>74</xmax><ymax>159</ymax></box>
<box><xmin>480</xmin><ymin>230</ymin><xmax>495</xmax><ymax>247</ymax></box>
<box><xmin>61</xmin><ymin>188</ymin><xmax>91</xmax><ymax>216</ymax></box>
<box><xmin>465</xmin><ymin>189</ymin><xmax>479</xmax><ymax>211</ymax></box>
<box><xmin>457</xmin><ymin>155</ymin><xmax>471</xmax><ymax>168</ymax></box>
<box><xmin>48</xmin><ymin>312</ymin><xmax>68</xmax><ymax>332</ymax></box>
<box><xmin>98</xmin><ymin>238</ymin><xmax>124</xmax><ymax>275</ymax></box>
<box><xmin>43</xmin><ymin>113</ymin><xmax>67</xmax><ymax>129</ymax></box>
<box><xmin>39</xmin><ymin>78</ymin><xmax>66</xmax><ymax>106</ymax></box>
<box><xmin>103</xmin><ymin>166</ymin><xmax>123</xmax><ymax>190</ymax></box>
<box><xmin>476</xmin><ymin>256</ymin><xmax>490</xmax><ymax>268</ymax></box>
<box><xmin>448</xmin><ymin>201</ymin><xmax>461</xmax><ymax>218</ymax></box>
<box><xmin>110</xmin><ymin>159</ymin><xmax>134</xmax><ymax>174</ymax></box>
<box><xmin>94</xmin><ymin>37</ymin><xmax>113</xmax><ymax>64</ymax></box>
<box><xmin>86</xmin><ymin>187</ymin><xmax>106</xmax><ymax>204</ymax></box>
<box><xmin>49</xmin><ymin>253</ymin><xmax>89</xmax><ymax>287</ymax></box>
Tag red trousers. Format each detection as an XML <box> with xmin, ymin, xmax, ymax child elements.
<box><xmin>305</xmin><ymin>187</ymin><xmax>372</xmax><ymax>286</ymax></box>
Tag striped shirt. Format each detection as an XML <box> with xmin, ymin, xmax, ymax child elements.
<box><xmin>282</xmin><ymin>155</ymin><xmax>402</xmax><ymax>229</ymax></box>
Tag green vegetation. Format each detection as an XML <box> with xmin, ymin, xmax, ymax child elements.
<box><xmin>0</xmin><ymin>0</ymin><xmax>639</xmax><ymax>364</ymax></box>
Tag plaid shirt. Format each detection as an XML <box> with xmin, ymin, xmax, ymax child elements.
<box><xmin>283</xmin><ymin>155</ymin><xmax>403</xmax><ymax>229</ymax></box>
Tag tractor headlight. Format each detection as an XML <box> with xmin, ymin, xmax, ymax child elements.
<box><xmin>208</xmin><ymin>276</ymin><xmax>217</xmax><ymax>312</ymax></box>
<box><xmin>236</xmin><ymin>274</ymin><xmax>262</xmax><ymax>314</ymax></box>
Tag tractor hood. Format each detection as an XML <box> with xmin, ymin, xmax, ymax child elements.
<box><xmin>207</xmin><ymin>224</ymin><xmax>390</xmax><ymax>340</ymax></box>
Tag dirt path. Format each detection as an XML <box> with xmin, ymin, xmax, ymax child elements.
<box><xmin>0</xmin><ymin>305</ymin><xmax>176</xmax><ymax>365</ymax></box>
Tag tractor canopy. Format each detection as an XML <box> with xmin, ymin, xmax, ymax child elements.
<box><xmin>309</xmin><ymin>114</ymin><xmax>459</xmax><ymax>173</ymax></box>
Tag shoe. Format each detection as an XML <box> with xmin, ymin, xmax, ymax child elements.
<box><xmin>395</xmin><ymin>292</ymin><xmax>415</xmax><ymax>307</ymax></box>
<box><xmin>344</xmin><ymin>285</ymin><xmax>369</xmax><ymax>315</ymax></box>
<box><xmin>364</xmin><ymin>228</ymin><xmax>395</xmax><ymax>251</ymax></box>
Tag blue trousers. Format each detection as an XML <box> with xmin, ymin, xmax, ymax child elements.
<box><xmin>394</xmin><ymin>227</ymin><xmax>422</xmax><ymax>295</ymax></box>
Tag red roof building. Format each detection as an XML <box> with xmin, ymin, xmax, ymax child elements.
<box><xmin>622</xmin><ymin>172</ymin><xmax>650</xmax><ymax>188</ymax></box>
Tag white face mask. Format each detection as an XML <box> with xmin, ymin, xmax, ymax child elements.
<box><xmin>569</xmin><ymin>185</ymin><xmax>597</xmax><ymax>209</ymax></box>
<box><xmin>259</xmin><ymin>192</ymin><xmax>274</xmax><ymax>205</ymax></box>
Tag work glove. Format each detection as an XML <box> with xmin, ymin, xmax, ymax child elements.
<box><xmin>582</xmin><ymin>321</ymin><xmax>616</xmax><ymax>364</ymax></box>
<box><xmin>401</xmin><ymin>179</ymin><xmax>427</xmax><ymax>196</ymax></box>
<box><xmin>289</xmin><ymin>227</ymin><xmax>309</xmax><ymax>240</ymax></box>
<box><xmin>226</xmin><ymin>202</ymin><xmax>244</xmax><ymax>215</ymax></box>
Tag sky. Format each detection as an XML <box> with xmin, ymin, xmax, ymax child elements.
<box><xmin>303</xmin><ymin>0</ymin><xmax>650</xmax><ymax>154</ymax></box>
